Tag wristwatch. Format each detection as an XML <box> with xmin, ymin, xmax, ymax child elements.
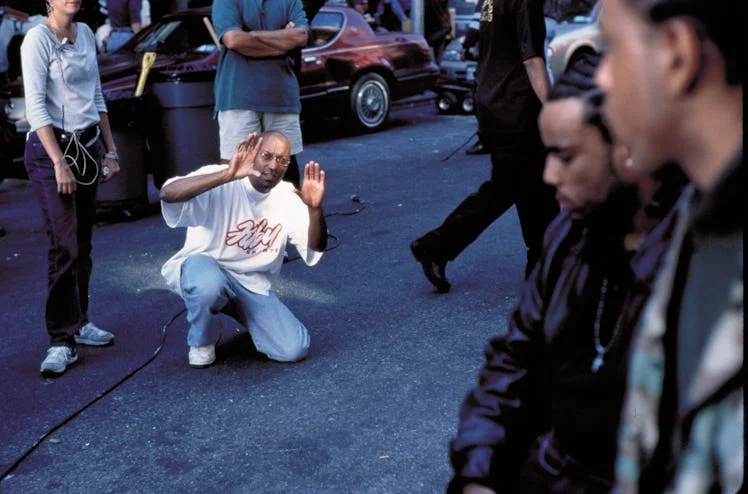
<box><xmin>104</xmin><ymin>151</ymin><xmax>119</xmax><ymax>160</ymax></box>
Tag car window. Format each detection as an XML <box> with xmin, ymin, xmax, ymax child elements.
<box><xmin>129</xmin><ymin>17</ymin><xmax>216</xmax><ymax>54</ymax></box>
<box><xmin>310</xmin><ymin>12</ymin><xmax>344</xmax><ymax>47</ymax></box>
<box><xmin>451</xmin><ymin>0</ymin><xmax>479</xmax><ymax>16</ymax></box>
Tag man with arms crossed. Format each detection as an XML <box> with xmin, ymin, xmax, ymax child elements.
<box><xmin>212</xmin><ymin>0</ymin><xmax>309</xmax><ymax>187</ymax></box>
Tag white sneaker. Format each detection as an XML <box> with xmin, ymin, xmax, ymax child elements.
<box><xmin>40</xmin><ymin>346</ymin><xmax>78</xmax><ymax>375</ymax></box>
<box><xmin>188</xmin><ymin>345</ymin><xmax>216</xmax><ymax>368</ymax></box>
<box><xmin>75</xmin><ymin>322</ymin><xmax>115</xmax><ymax>346</ymax></box>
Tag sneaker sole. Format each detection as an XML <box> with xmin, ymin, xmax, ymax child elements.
<box><xmin>189</xmin><ymin>359</ymin><xmax>215</xmax><ymax>369</ymax></box>
<box><xmin>40</xmin><ymin>356</ymin><xmax>78</xmax><ymax>376</ymax></box>
<box><xmin>74</xmin><ymin>336</ymin><xmax>114</xmax><ymax>346</ymax></box>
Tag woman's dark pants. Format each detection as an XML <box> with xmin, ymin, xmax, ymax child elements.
<box><xmin>24</xmin><ymin>131</ymin><xmax>103</xmax><ymax>347</ymax></box>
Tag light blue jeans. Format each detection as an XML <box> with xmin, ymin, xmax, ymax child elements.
<box><xmin>179</xmin><ymin>254</ymin><xmax>310</xmax><ymax>362</ymax></box>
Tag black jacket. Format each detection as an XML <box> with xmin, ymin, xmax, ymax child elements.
<box><xmin>448</xmin><ymin>189</ymin><xmax>680</xmax><ymax>493</ymax></box>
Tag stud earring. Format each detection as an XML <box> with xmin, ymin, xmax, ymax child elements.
<box><xmin>625</xmin><ymin>157</ymin><xmax>634</xmax><ymax>169</ymax></box>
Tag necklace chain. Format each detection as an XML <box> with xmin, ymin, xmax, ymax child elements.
<box><xmin>591</xmin><ymin>277</ymin><xmax>625</xmax><ymax>372</ymax></box>
<box><xmin>46</xmin><ymin>20</ymin><xmax>75</xmax><ymax>43</ymax></box>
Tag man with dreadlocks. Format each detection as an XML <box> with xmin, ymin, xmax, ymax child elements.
<box><xmin>447</xmin><ymin>54</ymin><xmax>687</xmax><ymax>494</ymax></box>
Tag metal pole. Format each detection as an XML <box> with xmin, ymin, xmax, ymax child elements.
<box><xmin>411</xmin><ymin>0</ymin><xmax>424</xmax><ymax>35</ymax></box>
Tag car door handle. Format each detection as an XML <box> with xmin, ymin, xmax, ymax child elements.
<box><xmin>303</xmin><ymin>56</ymin><xmax>318</xmax><ymax>63</ymax></box>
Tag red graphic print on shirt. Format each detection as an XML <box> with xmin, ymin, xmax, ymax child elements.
<box><xmin>225</xmin><ymin>218</ymin><xmax>283</xmax><ymax>255</ymax></box>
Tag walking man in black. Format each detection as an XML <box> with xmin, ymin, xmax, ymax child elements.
<box><xmin>411</xmin><ymin>0</ymin><xmax>558</xmax><ymax>292</ymax></box>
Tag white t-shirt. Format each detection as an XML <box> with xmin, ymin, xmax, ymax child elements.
<box><xmin>161</xmin><ymin>165</ymin><xmax>323</xmax><ymax>296</ymax></box>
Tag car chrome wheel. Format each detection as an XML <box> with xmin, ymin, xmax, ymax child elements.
<box><xmin>461</xmin><ymin>96</ymin><xmax>474</xmax><ymax>114</ymax></box>
<box><xmin>351</xmin><ymin>73</ymin><xmax>390</xmax><ymax>131</ymax></box>
<box><xmin>436</xmin><ymin>91</ymin><xmax>458</xmax><ymax>114</ymax></box>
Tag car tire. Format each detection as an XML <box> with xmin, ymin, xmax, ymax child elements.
<box><xmin>436</xmin><ymin>92</ymin><xmax>457</xmax><ymax>114</ymax></box>
<box><xmin>460</xmin><ymin>95</ymin><xmax>474</xmax><ymax>114</ymax></box>
<box><xmin>350</xmin><ymin>73</ymin><xmax>390</xmax><ymax>132</ymax></box>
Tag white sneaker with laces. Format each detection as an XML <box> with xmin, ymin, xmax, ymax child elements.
<box><xmin>75</xmin><ymin>322</ymin><xmax>115</xmax><ymax>346</ymax></box>
<box><xmin>40</xmin><ymin>346</ymin><xmax>78</xmax><ymax>375</ymax></box>
<box><xmin>188</xmin><ymin>345</ymin><xmax>216</xmax><ymax>368</ymax></box>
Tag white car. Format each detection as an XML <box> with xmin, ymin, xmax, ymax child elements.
<box><xmin>546</xmin><ymin>1</ymin><xmax>602</xmax><ymax>83</ymax></box>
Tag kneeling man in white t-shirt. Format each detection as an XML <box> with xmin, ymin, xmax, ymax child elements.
<box><xmin>160</xmin><ymin>131</ymin><xmax>327</xmax><ymax>368</ymax></box>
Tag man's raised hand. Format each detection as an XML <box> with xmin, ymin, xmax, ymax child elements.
<box><xmin>296</xmin><ymin>161</ymin><xmax>325</xmax><ymax>209</ymax></box>
<box><xmin>226</xmin><ymin>133</ymin><xmax>263</xmax><ymax>180</ymax></box>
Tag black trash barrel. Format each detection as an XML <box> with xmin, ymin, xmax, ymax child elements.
<box><xmin>147</xmin><ymin>68</ymin><xmax>220</xmax><ymax>188</ymax></box>
<box><xmin>96</xmin><ymin>90</ymin><xmax>150</xmax><ymax>209</ymax></box>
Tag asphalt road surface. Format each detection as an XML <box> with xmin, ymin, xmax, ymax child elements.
<box><xmin>0</xmin><ymin>105</ymin><xmax>528</xmax><ymax>493</ymax></box>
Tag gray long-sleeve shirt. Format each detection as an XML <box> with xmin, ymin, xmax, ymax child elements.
<box><xmin>21</xmin><ymin>22</ymin><xmax>107</xmax><ymax>133</ymax></box>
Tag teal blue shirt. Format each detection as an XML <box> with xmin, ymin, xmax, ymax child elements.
<box><xmin>212</xmin><ymin>0</ymin><xmax>308</xmax><ymax>115</ymax></box>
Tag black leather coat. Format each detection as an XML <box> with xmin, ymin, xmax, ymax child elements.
<box><xmin>448</xmin><ymin>191</ymin><xmax>680</xmax><ymax>493</ymax></box>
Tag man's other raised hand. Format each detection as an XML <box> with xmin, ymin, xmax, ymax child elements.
<box><xmin>296</xmin><ymin>161</ymin><xmax>326</xmax><ymax>210</ymax></box>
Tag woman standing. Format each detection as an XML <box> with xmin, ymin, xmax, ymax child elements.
<box><xmin>22</xmin><ymin>0</ymin><xmax>121</xmax><ymax>376</ymax></box>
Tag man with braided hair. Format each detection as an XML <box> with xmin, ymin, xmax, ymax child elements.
<box><xmin>447</xmin><ymin>54</ymin><xmax>686</xmax><ymax>494</ymax></box>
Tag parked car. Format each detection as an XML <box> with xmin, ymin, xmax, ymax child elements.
<box><xmin>434</xmin><ymin>36</ymin><xmax>477</xmax><ymax>114</ymax></box>
<box><xmin>546</xmin><ymin>0</ymin><xmax>602</xmax><ymax>82</ymax></box>
<box><xmin>1</xmin><ymin>4</ymin><xmax>439</xmax><ymax>182</ymax></box>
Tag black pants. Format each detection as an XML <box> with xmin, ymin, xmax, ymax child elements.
<box><xmin>416</xmin><ymin>133</ymin><xmax>558</xmax><ymax>276</ymax></box>
<box><xmin>24</xmin><ymin>131</ymin><xmax>103</xmax><ymax>346</ymax></box>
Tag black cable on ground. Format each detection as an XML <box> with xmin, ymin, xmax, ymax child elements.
<box><xmin>284</xmin><ymin>232</ymin><xmax>341</xmax><ymax>264</ymax></box>
<box><xmin>324</xmin><ymin>195</ymin><xmax>367</xmax><ymax>217</ymax></box>
<box><xmin>284</xmin><ymin>195</ymin><xmax>364</xmax><ymax>264</ymax></box>
<box><xmin>0</xmin><ymin>308</ymin><xmax>187</xmax><ymax>483</ymax></box>
<box><xmin>441</xmin><ymin>131</ymin><xmax>478</xmax><ymax>162</ymax></box>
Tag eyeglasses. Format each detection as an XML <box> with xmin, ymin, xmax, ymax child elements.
<box><xmin>259</xmin><ymin>150</ymin><xmax>291</xmax><ymax>168</ymax></box>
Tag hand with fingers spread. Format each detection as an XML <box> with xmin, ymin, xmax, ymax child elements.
<box><xmin>225</xmin><ymin>133</ymin><xmax>264</xmax><ymax>181</ymax></box>
<box><xmin>296</xmin><ymin>161</ymin><xmax>326</xmax><ymax>210</ymax></box>
<box><xmin>295</xmin><ymin>160</ymin><xmax>328</xmax><ymax>252</ymax></box>
<box><xmin>159</xmin><ymin>133</ymin><xmax>265</xmax><ymax>204</ymax></box>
